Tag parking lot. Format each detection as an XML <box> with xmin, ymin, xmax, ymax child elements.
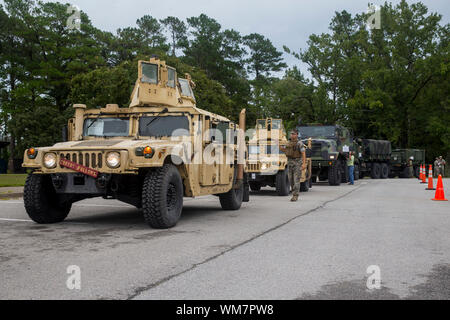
<box><xmin>0</xmin><ymin>178</ymin><xmax>449</xmax><ymax>299</ymax></box>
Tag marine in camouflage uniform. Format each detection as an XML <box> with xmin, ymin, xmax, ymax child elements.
<box><xmin>281</xmin><ymin>130</ymin><xmax>306</xmax><ymax>202</ymax></box>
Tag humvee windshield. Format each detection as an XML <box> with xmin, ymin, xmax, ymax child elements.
<box><xmin>256</xmin><ymin>120</ymin><xmax>266</xmax><ymax>129</ymax></box>
<box><xmin>298</xmin><ymin>126</ymin><xmax>336</xmax><ymax>139</ymax></box>
<box><xmin>83</xmin><ymin>117</ymin><xmax>130</xmax><ymax>137</ymax></box>
<box><xmin>139</xmin><ymin>116</ymin><xmax>190</xmax><ymax>137</ymax></box>
<box><xmin>142</xmin><ymin>63</ymin><xmax>158</xmax><ymax>84</ymax></box>
<box><xmin>271</xmin><ymin>120</ymin><xmax>282</xmax><ymax>130</ymax></box>
<box><xmin>249</xmin><ymin>145</ymin><xmax>259</xmax><ymax>154</ymax></box>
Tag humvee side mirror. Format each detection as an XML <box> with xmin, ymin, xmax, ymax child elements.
<box><xmin>62</xmin><ymin>125</ymin><xmax>68</xmax><ymax>142</ymax></box>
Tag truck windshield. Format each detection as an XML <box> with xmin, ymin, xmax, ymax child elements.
<box><xmin>297</xmin><ymin>126</ymin><xmax>336</xmax><ymax>139</ymax></box>
<box><xmin>139</xmin><ymin>116</ymin><xmax>190</xmax><ymax>137</ymax></box>
<box><xmin>83</xmin><ymin>117</ymin><xmax>130</xmax><ymax>137</ymax></box>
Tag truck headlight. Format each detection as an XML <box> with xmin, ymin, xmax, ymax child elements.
<box><xmin>106</xmin><ymin>152</ymin><xmax>120</xmax><ymax>168</ymax></box>
<box><xmin>44</xmin><ymin>153</ymin><xmax>57</xmax><ymax>168</ymax></box>
<box><xmin>329</xmin><ymin>155</ymin><xmax>335</xmax><ymax>160</ymax></box>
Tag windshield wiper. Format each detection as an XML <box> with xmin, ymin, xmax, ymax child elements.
<box><xmin>145</xmin><ymin>108</ymin><xmax>169</xmax><ymax>127</ymax></box>
<box><xmin>87</xmin><ymin>113</ymin><xmax>103</xmax><ymax>130</ymax></box>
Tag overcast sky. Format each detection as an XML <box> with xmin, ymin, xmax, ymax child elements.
<box><xmin>16</xmin><ymin>0</ymin><xmax>450</xmax><ymax>76</ymax></box>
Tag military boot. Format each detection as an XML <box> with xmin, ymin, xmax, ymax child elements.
<box><xmin>290</xmin><ymin>194</ymin><xmax>299</xmax><ymax>202</ymax></box>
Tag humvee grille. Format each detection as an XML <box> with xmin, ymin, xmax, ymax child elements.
<box><xmin>247</xmin><ymin>163</ymin><xmax>261</xmax><ymax>172</ymax></box>
<box><xmin>58</xmin><ymin>152</ymin><xmax>103</xmax><ymax>169</ymax></box>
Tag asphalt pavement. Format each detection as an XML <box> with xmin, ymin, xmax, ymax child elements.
<box><xmin>0</xmin><ymin>178</ymin><xmax>449</xmax><ymax>299</ymax></box>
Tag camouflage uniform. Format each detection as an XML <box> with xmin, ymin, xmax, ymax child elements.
<box><xmin>284</xmin><ymin>139</ymin><xmax>306</xmax><ymax>196</ymax></box>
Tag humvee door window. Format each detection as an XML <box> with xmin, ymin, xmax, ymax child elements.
<box><xmin>83</xmin><ymin>118</ymin><xmax>130</xmax><ymax>137</ymax></box>
<box><xmin>257</xmin><ymin>120</ymin><xmax>266</xmax><ymax>129</ymax></box>
<box><xmin>266</xmin><ymin>145</ymin><xmax>281</xmax><ymax>154</ymax></box>
<box><xmin>139</xmin><ymin>116</ymin><xmax>190</xmax><ymax>137</ymax></box>
<box><xmin>179</xmin><ymin>79</ymin><xmax>194</xmax><ymax>98</ymax></box>
<box><xmin>141</xmin><ymin>63</ymin><xmax>158</xmax><ymax>84</ymax></box>
<box><xmin>168</xmin><ymin>68</ymin><xmax>176</xmax><ymax>88</ymax></box>
<box><xmin>271</xmin><ymin>120</ymin><xmax>281</xmax><ymax>130</ymax></box>
<box><xmin>249</xmin><ymin>145</ymin><xmax>259</xmax><ymax>155</ymax></box>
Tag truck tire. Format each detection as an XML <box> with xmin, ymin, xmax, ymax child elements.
<box><xmin>381</xmin><ymin>163</ymin><xmax>389</xmax><ymax>179</ymax></box>
<box><xmin>354</xmin><ymin>164</ymin><xmax>360</xmax><ymax>181</ymax></box>
<box><xmin>142</xmin><ymin>164</ymin><xmax>183</xmax><ymax>229</ymax></box>
<box><xmin>328</xmin><ymin>164</ymin><xmax>341</xmax><ymax>186</ymax></box>
<box><xmin>341</xmin><ymin>162</ymin><xmax>349</xmax><ymax>183</ymax></box>
<box><xmin>399</xmin><ymin>167</ymin><xmax>410</xmax><ymax>178</ymax></box>
<box><xmin>371</xmin><ymin>163</ymin><xmax>381</xmax><ymax>179</ymax></box>
<box><xmin>24</xmin><ymin>174</ymin><xmax>71</xmax><ymax>224</ymax></box>
<box><xmin>275</xmin><ymin>169</ymin><xmax>290</xmax><ymax>196</ymax></box>
<box><xmin>219</xmin><ymin>181</ymin><xmax>244</xmax><ymax>210</ymax></box>
<box><xmin>249</xmin><ymin>181</ymin><xmax>261</xmax><ymax>191</ymax></box>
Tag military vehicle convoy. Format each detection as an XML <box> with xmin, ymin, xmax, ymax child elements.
<box><xmin>22</xmin><ymin>57</ymin><xmax>249</xmax><ymax>229</ymax></box>
<box><xmin>246</xmin><ymin>119</ymin><xmax>312</xmax><ymax>195</ymax></box>
<box><xmin>297</xmin><ymin>124</ymin><xmax>394</xmax><ymax>185</ymax></box>
<box><xmin>389</xmin><ymin>149</ymin><xmax>425</xmax><ymax>178</ymax></box>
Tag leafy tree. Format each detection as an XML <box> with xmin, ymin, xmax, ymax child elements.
<box><xmin>160</xmin><ymin>16</ymin><xmax>187</xmax><ymax>57</ymax></box>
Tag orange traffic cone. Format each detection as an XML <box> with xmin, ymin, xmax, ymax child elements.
<box><xmin>419</xmin><ymin>164</ymin><xmax>422</xmax><ymax>181</ymax></box>
<box><xmin>432</xmin><ymin>175</ymin><xmax>448</xmax><ymax>201</ymax></box>
<box><xmin>426</xmin><ymin>165</ymin><xmax>435</xmax><ymax>190</ymax></box>
<box><xmin>421</xmin><ymin>164</ymin><xmax>427</xmax><ymax>184</ymax></box>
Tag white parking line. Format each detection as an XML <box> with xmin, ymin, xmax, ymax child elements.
<box><xmin>0</xmin><ymin>201</ymin><xmax>132</xmax><ymax>208</ymax></box>
<box><xmin>0</xmin><ymin>218</ymin><xmax>32</xmax><ymax>222</ymax></box>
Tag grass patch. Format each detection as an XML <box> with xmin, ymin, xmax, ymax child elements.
<box><xmin>0</xmin><ymin>174</ymin><xmax>27</xmax><ymax>187</ymax></box>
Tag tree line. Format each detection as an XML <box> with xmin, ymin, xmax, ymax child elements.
<box><xmin>0</xmin><ymin>0</ymin><xmax>448</xmax><ymax>172</ymax></box>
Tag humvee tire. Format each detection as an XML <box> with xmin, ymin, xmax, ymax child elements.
<box><xmin>219</xmin><ymin>180</ymin><xmax>244</xmax><ymax>210</ymax></box>
<box><xmin>380</xmin><ymin>163</ymin><xmax>389</xmax><ymax>179</ymax></box>
<box><xmin>24</xmin><ymin>174</ymin><xmax>72</xmax><ymax>224</ymax></box>
<box><xmin>354</xmin><ymin>164</ymin><xmax>360</xmax><ymax>181</ymax></box>
<box><xmin>249</xmin><ymin>182</ymin><xmax>261</xmax><ymax>192</ymax></box>
<box><xmin>328</xmin><ymin>164</ymin><xmax>341</xmax><ymax>186</ymax></box>
<box><xmin>142</xmin><ymin>164</ymin><xmax>183</xmax><ymax>229</ymax></box>
<box><xmin>371</xmin><ymin>163</ymin><xmax>381</xmax><ymax>179</ymax></box>
<box><xmin>275</xmin><ymin>169</ymin><xmax>290</xmax><ymax>196</ymax></box>
<box><xmin>300</xmin><ymin>181</ymin><xmax>309</xmax><ymax>192</ymax></box>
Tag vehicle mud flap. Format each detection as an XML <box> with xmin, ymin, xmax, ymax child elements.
<box><xmin>243</xmin><ymin>174</ymin><xmax>250</xmax><ymax>202</ymax></box>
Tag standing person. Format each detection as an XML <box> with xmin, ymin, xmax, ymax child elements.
<box><xmin>347</xmin><ymin>151</ymin><xmax>355</xmax><ymax>185</ymax></box>
<box><xmin>280</xmin><ymin>130</ymin><xmax>306</xmax><ymax>202</ymax></box>
<box><xmin>408</xmin><ymin>157</ymin><xmax>414</xmax><ymax>178</ymax></box>
<box><xmin>438</xmin><ymin>156</ymin><xmax>446</xmax><ymax>177</ymax></box>
<box><xmin>434</xmin><ymin>157</ymin><xmax>440</xmax><ymax>178</ymax></box>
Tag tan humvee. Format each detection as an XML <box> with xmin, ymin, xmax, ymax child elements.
<box><xmin>22</xmin><ymin>57</ymin><xmax>249</xmax><ymax>229</ymax></box>
<box><xmin>246</xmin><ymin>119</ymin><xmax>312</xmax><ymax>195</ymax></box>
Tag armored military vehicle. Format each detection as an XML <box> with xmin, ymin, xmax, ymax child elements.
<box><xmin>297</xmin><ymin>124</ymin><xmax>354</xmax><ymax>186</ymax></box>
<box><xmin>246</xmin><ymin>119</ymin><xmax>312</xmax><ymax>195</ymax></box>
<box><xmin>22</xmin><ymin>57</ymin><xmax>249</xmax><ymax>229</ymax></box>
<box><xmin>389</xmin><ymin>149</ymin><xmax>425</xmax><ymax>178</ymax></box>
<box><xmin>354</xmin><ymin>139</ymin><xmax>392</xmax><ymax>179</ymax></box>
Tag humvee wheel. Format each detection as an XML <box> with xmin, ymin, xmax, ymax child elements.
<box><xmin>371</xmin><ymin>163</ymin><xmax>381</xmax><ymax>179</ymax></box>
<box><xmin>328</xmin><ymin>164</ymin><xmax>341</xmax><ymax>186</ymax></box>
<box><xmin>300</xmin><ymin>181</ymin><xmax>309</xmax><ymax>192</ymax></box>
<box><xmin>142</xmin><ymin>164</ymin><xmax>183</xmax><ymax>229</ymax></box>
<box><xmin>24</xmin><ymin>174</ymin><xmax>71</xmax><ymax>224</ymax></box>
<box><xmin>219</xmin><ymin>181</ymin><xmax>244</xmax><ymax>210</ymax></box>
<box><xmin>275</xmin><ymin>169</ymin><xmax>290</xmax><ymax>196</ymax></box>
<box><xmin>249</xmin><ymin>182</ymin><xmax>261</xmax><ymax>192</ymax></box>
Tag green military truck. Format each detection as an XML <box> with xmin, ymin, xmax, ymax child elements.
<box><xmin>297</xmin><ymin>124</ymin><xmax>354</xmax><ymax>186</ymax></box>
<box><xmin>354</xmin><ymin>139</ymin><xmax>392</xmax><ymax>179</ymax></box>
<box><xmin>389</xmin><ymin>149</ymin><xmax>425</xmax><ymax>178</ymax></box>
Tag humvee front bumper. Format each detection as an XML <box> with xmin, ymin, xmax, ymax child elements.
<box><xmin>50</xmin><ymin>173</ymin><xmax>111</xmax><ymax>195</ymax></box>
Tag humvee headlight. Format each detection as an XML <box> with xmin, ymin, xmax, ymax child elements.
<box><xmin>106</xmin><ymin>152</ymin><xmax>120</xmax><ymax>168</ymax></box>
<box><xmin>261</xmin><ymin>163</ymin><xmax>268</xmax><ymax>170</ymax></box>
<box><xmin>44</xmin><ymin>153</ymin><xmax>56</xmax><ymax>168</ymax></box>
<box><xmin>27</xmin><ymin>148</ymin><xmax>38</xmax><ymax>159</ymax></box>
